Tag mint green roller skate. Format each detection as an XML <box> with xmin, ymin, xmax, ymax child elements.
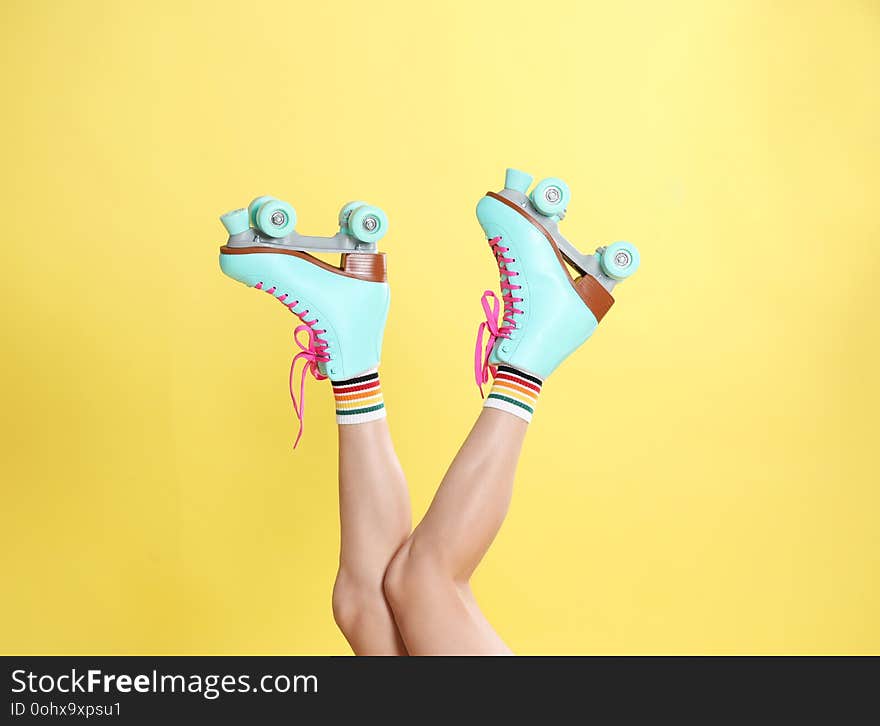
<box><xmin>474</xmin><ymin>168</ymin><xmax>639</xmax><ymax>390</ymax></box>
<box><xmin>219</xmin><ymin>195</ymin><xmax>391</xmax><ymax>446</ymax></box>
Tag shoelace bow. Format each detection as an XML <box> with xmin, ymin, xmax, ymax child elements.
<box><xmin>255</xmin><ymin>282</ymin><xmax>329</xmax><ymax>448</ymax></box>
<box><xmin>474</xmin><ymin>236</ymin><xmax>523</xmax><ymax>396</ymax></box>
<box><xmin>289</xmin><ymin>322</ymin><xmax>329</xmax><ymax>448</ymax></box>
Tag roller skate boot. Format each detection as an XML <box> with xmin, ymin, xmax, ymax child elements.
<box><xmin>474</xmin><ymin>168</ymin><xmax>640</xmax><ymax>392</ymax></box>
<box><xmin>219</xmin><ymin>195</ymin><xmax>391</xmax><ymax>446</ymax></box>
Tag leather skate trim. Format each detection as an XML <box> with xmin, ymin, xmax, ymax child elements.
<box><xmin>485</xmin><ymin>192</ymin><xmax>614</xmax><ymax>322</ymax></box>
<box><xmin>219</xmin><ymin>246</ymin><xmax>387</xmax><ymax>283</ymax></box>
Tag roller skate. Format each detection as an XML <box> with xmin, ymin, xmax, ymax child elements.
<box><xmin>218</xmin><ymin>195</ymin><xmax>391</xmax><ymax>446</ymax></box>
<box><xmin>474</xmin><ymin>168</ymin><xmax>640</xmax><ymax>390</ymax></box>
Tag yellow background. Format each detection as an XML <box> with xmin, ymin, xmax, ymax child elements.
<box><xmin>1</xmin><ymin>0</ymin><xmax>878</xmax><ymax>654</ymax></box>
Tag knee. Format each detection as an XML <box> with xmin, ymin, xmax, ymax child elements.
<box><xmin>382</xmin><ymin>539</ymin><xmax>447</xmax><ymax>613</ymax></box>
<box><xmin>332</xmin><ymin>572</ymin><xmax>385</xmax><ymax>637</ymax></box>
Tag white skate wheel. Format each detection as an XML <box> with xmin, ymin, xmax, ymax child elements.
<box><xmin>531</xmin><ymin>177</ymin><xmax>570</xmax><ymax>217</ymax></box>
<box><xmin>349</xmin><ymin>205</ymin><xmax>388</xmax><ymax>244</ymax></box>
<box><xmin>600</xmin><ymin>241</ymin><xmax>640</xmax><ymax>280</ymax></box>
<box><xmin>248</xmin><ymin>195</ymin><xmax>274</xmax><ymax>226</ymax></box>
<box><xmin>255</xmin><ymin>199</ymin><xmax>297</xmax><ymax>238</ymax></box>
<box><xmin>338</xmin><ymin>201</ymin><xmax>367</xmax><ymax>229</ymax></box>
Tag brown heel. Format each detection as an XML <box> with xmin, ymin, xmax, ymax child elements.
<box><xmin>574</xmin><ymin>274</ymin><xmax>614</xmax><ymax>322</ymax></box>
<box><xmin>341</xmin><ymin>252</ymin><xmax>387</xmax><ymax>282</ymax></box>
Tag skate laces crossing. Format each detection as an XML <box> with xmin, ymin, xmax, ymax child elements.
<box><xmin>255</xmin><ymin>281</ymin><xmax>329</xmax><ymax>448</ymax></box>
<box><xmin>474</xmin><ymin>236</ymin><xmax>523</xmax><ymax>396</ymax></box>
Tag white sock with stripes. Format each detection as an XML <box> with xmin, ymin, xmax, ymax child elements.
<box><xmin>483</xmin><ymin>365</ymin><xmax>543</xmax><ymax>423</ymax></box>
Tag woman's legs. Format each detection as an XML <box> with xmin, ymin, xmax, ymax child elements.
<box><xmin>384</xmin><ymin>408</ymin><xmax>526</xmax><ymax>655</ymax></box>
<box><xmin>381</xmin><ymin>167</ymin><xmax>641</xmax><ymax>653</ymax></box>
<box><xmin>332</xmin><ymin>418</ymin><xmax>411</xmax><ymax>655</ymax></box>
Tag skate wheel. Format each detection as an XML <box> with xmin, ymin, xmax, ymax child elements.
<box><xmin>348</xmin><ymin>204</ymin><xmax>388</xmax><ymax>244</ymax></box>
<box><xmin>600</xmin><ymin>241</ymin><xmax>640</xmax><ymax>280</ymax></box>
<box><xmin>248</xmin><ymin>195</ymin><xmax>275</xmax><ymax>226</ymax></box>
<box><xmin>531</xmin><ymin>177</ymin><xmax>570</xmax><ymax>217</ymax></box>
<box><xmin>338</xmin><ymin>200</ymin><xmax>367</xmax><ymax>229</ymax></box>
<box><xmin>255</xmin><ymin>199</ymin><xmax>297</xmax><ymax>238</ymax></box>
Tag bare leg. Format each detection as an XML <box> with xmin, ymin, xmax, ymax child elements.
<box><xmin>384</xmin><ymin>408</ymin><xmax>525</xmax><ymax>654</ymax></box>
<box><xmin>332</xmin><ymin>419</ymin><xmax>411</xmax><ymax>655</ymax></box>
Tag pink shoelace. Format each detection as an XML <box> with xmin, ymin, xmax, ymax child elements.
<box><xmin>255</xmin><ymin>281</ymin><xmax>329</xmax><ymax>448</ymax></box>
<box><xmin>474</xmin><ymin>236</ymin><xmax>523</xmax><ymax>396</ymax></box>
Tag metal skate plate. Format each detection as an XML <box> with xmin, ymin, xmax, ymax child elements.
<box><xmin>224</xmin><ymin>229</ymin><xmax>379</xmax><ymax>255</ymax></box>
<box><xmin>493</xmin><ymin>188</ymin><xmax>618</xmax><ymax>293</ymax></box>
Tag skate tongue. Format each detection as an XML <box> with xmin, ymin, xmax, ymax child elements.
<box><xmin>289</xmin><ymin>325</ymin><xmax>329</xmax><ymax>448</ymax></box>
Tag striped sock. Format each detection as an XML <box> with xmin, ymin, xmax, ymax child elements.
<box><xmin>483</xmin><ymin>365</ymin><xmax>543</xmax><ymax>423</ymax></box>
<box><xmin>332</xmin><ymin>369</ymin><xmax>386</xmax><ymax>425</ymax></box>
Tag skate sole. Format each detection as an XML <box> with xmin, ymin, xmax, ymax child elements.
<box><xmin>485</xmin><ymin>191</ymin><xmax>614</xmax><ymax>322</ymax></box>
<box><xmin>219</xmin><ymin>246</ymin><xmax>387</xmax><ymax>283</ymax></box>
